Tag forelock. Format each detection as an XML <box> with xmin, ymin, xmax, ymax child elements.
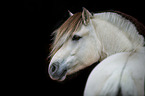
<box><xmin>50</xmin><ymin>12</ymin><xmax>83</xmax><ymax>57</ymax></box>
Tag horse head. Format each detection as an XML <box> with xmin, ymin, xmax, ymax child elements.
<box><xmin>48</xmin><ymin>8</ymin><xmax>102</xmax><ymax>81</ymax></box>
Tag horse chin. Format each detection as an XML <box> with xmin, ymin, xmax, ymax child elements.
<box><xmin>58</xmin><ymin>74</ymin><xmax>67</xmax><ymax>81</ymax></box>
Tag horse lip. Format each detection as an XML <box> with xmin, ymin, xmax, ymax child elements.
<box><xmin>58</xmin><ymin>69</ymin><xmax>67</xmax><ymax>81</ymax></box>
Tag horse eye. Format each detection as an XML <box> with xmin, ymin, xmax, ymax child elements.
<box><xmin>72</xmin><ymin>35</ymin><xmax>82</xmax><ymax>41</ymax></box>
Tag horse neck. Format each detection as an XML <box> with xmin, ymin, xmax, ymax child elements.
<box><xmin>91</xmin><ymin>18</ymin><xmax>144</xmax><ymax>58</ymax></box>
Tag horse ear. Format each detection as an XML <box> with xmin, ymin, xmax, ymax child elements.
<box><xmin>68</xmin><ymin>10</ymin><xmax>73</xmax><ymax>16</ymax></box>
<box><xmin>82</xmin><ymin>7</ymin><xmax>92</xmax><ymax>25</ymax></box>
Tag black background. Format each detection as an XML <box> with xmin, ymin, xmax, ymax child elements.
<box><xmin>23</xmin><ymin>0</ymin><xmax>145</xmax><ymax>95</ymax></box>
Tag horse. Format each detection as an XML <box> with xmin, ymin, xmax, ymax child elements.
<box><xmin>48</xmin><ymin>8</ymin><xmax>145</xmax><ymax>96</ymax></box>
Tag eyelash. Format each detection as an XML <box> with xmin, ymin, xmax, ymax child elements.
<box><xmin>72</xmin><ymin>35</ymin><xmax>82</xmax><ymax>41</ymax></box>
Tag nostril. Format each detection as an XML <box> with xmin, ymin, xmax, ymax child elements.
<box><xmin>50</xmin><ymin>62</ymin><xmax>59</xmax><ymax>74</ymax></box>
<box><xmin>51</xmin><ymin>64</ymin><xmax>57</xmax><ymax>73</ymax></box>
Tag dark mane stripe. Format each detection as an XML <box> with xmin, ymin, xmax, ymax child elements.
<box><xmin>110</xmin><ymin>11</ymin><xmax>145</xmax><ymax>37</ymax></box>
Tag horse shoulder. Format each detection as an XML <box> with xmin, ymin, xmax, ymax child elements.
<box><xmin>84</xmin><ymin>52</ymin><xmax>130</xmax><ymax>96</ymax></box>
<box><xmin>84</xmin><ymin>49</ymin><xmax>145</xmax><ymax>96</ymax></box>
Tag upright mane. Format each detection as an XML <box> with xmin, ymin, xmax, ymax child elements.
<box><xmin>94</xmin><ymin>12</ymin><xmax>144</xmax><ymax>50</ymax></box>
<box><xmin>50</xmin><ymin>12</ymin><xmax>83</xmax><ymax>57</ymax></box>
<box><xmin>114</xmin><ymin>11</ymin><xmax>145</xmax><ymax>37</ymax></box>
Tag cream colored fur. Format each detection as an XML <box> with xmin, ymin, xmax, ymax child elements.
<box><xmin>84</xmin><ymin>12</ymin><xmax>145</xmax><ymax>96</ymax></box>
<box><xmin>49</xmin><ymin>9</ymin><xmax>145</xmax><ymax>96</ymax></box>
<box><xmin>84</xmin><ymin>47</ymin><xmax>145</xmax><ymax>96</ymax></box>
<box><xmin>92</xmin><ymin>12</ymin><xmax>144</xmax><ymax>58</ymax></box>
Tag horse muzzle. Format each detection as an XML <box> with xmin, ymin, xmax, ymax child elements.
<box><xmin>48</xmin><ymin>62</ymin><xmax>67</xmax><ymax>81</ymax></box>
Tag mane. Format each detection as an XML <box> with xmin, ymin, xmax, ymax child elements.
<box><xmin>50</xmin><ymin>12</ymin><xmax>83</xmax><ymax>57</ymax></box>
<box><xmin>94</xmin><ymin>12</ymin><xmax>144</xmax><ymax>50</ymax></box>
<box><xmin>113</xmin><ymin>11</ymin><xmax>145</xmax><ymax>37</ymax></box>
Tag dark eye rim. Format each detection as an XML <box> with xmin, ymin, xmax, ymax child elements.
<box><xmin>72</xmin><ymin>35</ymin><xmax>82</xmax><ymax>41</ymax></box>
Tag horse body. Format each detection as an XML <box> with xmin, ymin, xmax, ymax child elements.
<box><xmin>84</xmin><ymin>47</ymin><xmax>145</xmax><ymax>96</ymax></box>
<box><xmin>48</xmin><ymin>8</ymin><xmax>145</xmax><ymax>95</ymax></box>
